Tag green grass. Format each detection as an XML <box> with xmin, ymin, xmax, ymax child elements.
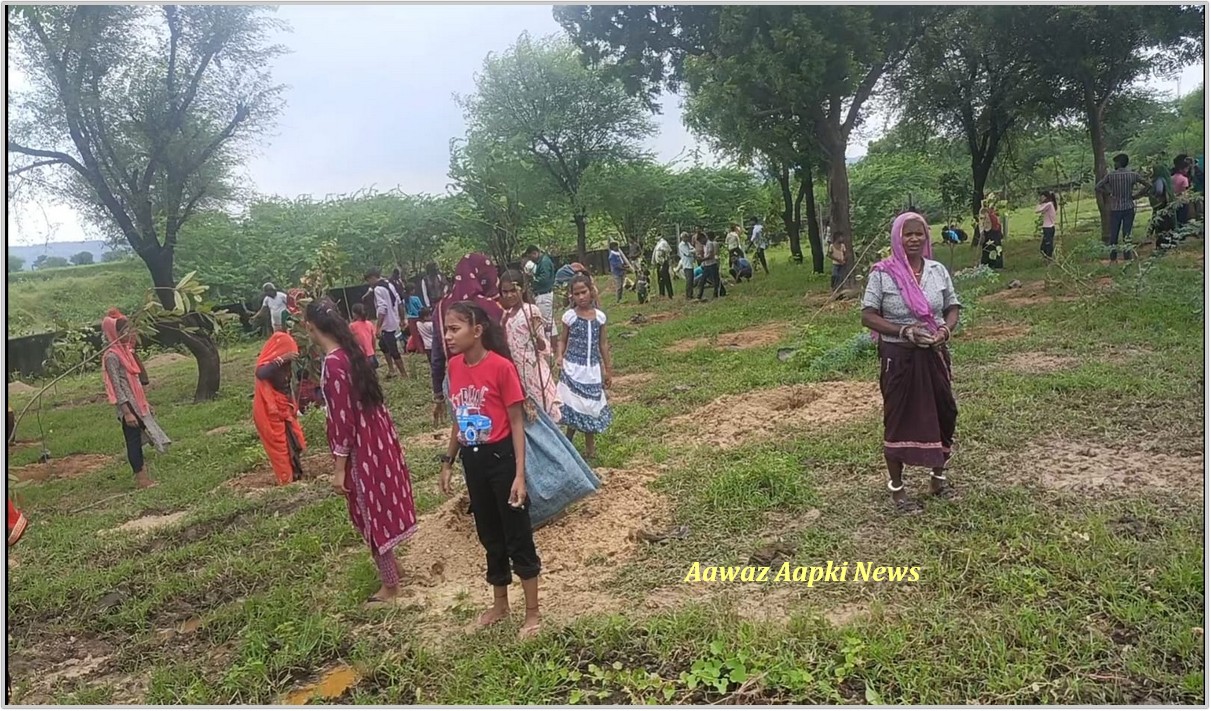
<box><xmin>8</xmin><ymin>260</ymin><xmax>150</xmax><ymax>335</ymax></box>
<box><xmin>7</xmin><ymin>213</ymin><xmax>1204</xmax><ymax>704</ymax></box>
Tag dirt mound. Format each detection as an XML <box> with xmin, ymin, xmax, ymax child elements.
<box><xmin>144</xmin><ymin>353</ymin><xmax>190</xmax><ymax>369</ymax></box>
<box><xmin>611</xmin><ymin>373</ymin><xmax>656</xmax><ymax>404</ymax></box>
<box><xmin>106</xmin><ymin>511</ymin><xmax>188</xmax><ymax>535</ymax></box>
<box><xmin>667</xmin><ymin>323</ymin><xmax>791</xmax><ymax>354</ymax></box>
<box><xmin>399</xmin><ymin>463</ymin><xmax>672</xmax><ymax>634</ymax></box>
<box><xmin>999</xmin><ymin>352</ymin><xmax>1080</xmax><ymax>373</ymax></box>
<box><xmin>715</xmin><ymin>322</ymin><xmax>790</xmax><ymax>350</ymax></box>
<box><xmin>632</xmin><ymin>311</ymin><xmax>678</xmax><ymax>325</ymax></box>
<box><xmin>961</xmin><ymin>322</ymin><xmax>1030</xmax><ymax>343</ymax></box>
<box><xmin>666</xmin><ymin>382</ymin><xmax>881</xmax><ymax>449</ymax></box>
<box><xmin>8</xmin><ymin>381</ymin><xmax>36</xmax><ymax>396</ymax></box>
<box><xmin>220</xmin><ymin>470</ymin><xmax>280</xmax><ymax>493</ymax></box>
<box><xmin>666</xmin><ymin>337</ymin><xmax>710</xmax><ymax>354</ymax></box>
<box><xmin>403</xmin><ymin>427</ymin><xmax>451</xmax><ymax>452</ymax></box>
<box><xmin>981</xmin><ymin>280</ymin><xmax>1081</xmax><ymax>307</ymax></box>
<box><xmin>1000</xmin><ymin>439</ymin><xmax>1204</xmax><ymax>499</ymax></box>
<box><xmin>12</xmin><ymin>454</ymin><xmax>114</xmax><ymax>482</ymax></box>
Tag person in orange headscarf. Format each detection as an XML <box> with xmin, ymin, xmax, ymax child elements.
<box><xmin>253</xmin><ymin>311</ymin><xmax>306</xmax><ymax>484</ymax></box>
<box><xmin>102</xmin><ymin>308</ymin><xmax>170</xmax><ymax>489</ymax></box>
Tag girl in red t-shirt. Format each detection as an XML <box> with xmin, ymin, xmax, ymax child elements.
<box><xmin>349</xmin><ymin>303</ymin><xmax>379</xmax><ymax>371</ymax></box>
<box><xmin>439</xmin><ymin>301</ymin><xmax>542</xmax><ymax>639</ymax></box>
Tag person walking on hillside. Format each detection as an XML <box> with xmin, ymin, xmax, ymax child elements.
<box><xmin>861</xmin><ymin>213</ymin><xmax>961</xmax><ymax>515</ymax></box>
<box><xmin>365</xmin><ymin>267</ymin><xmax>409</xmax><ymax>379</ymax></box>
<box><xmin>253</xmin><ymin>311</ymin><xmax>307</xmax><ymax>485</ymax></box>
<box><xmin>1095</xmin><ymin>153</ymin><xmax>1150</xmax><ymax>263</ymax></box>
<box><xmin>523</xmin><ymin>245</ymin><xmax>557</xmax><ymax>338</ymax></box>
<box><xmin>101</xmin><ymin>308</ymin><xmax>170</xmax><ymax>489</ymax></box>
<box><xmin>306</xmin><ymin>298</ymin><xmax>418</xmax><ymax>604</ymax></box>
<box><xmin>651</xmin><ymin>234</ymin><xmax>674</xmax><ymax>300</ymax></box>
<box><xmin>749</xmin><ymin>217</ymin><xmax>770</xmax><ymax>275</ymax></box>
<box><xmin>677</xmin><ymin>232</ymin><xmax>697</xmax><ymax>300</ymax></box>
<box><xmin>607</xmin><ymin>241</ymin><xmax>632</xmax><ymax>305</ymax></box>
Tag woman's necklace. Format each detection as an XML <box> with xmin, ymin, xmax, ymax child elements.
<box><xmin>465</xmin><ymin>349</ymin><xmax>489</xmax><ymax>367</ymax></box>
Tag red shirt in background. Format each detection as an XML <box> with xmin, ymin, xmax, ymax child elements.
<box><xmin>349</xmin><ymin>319</ymin><xmax>376</xmax><ymax>357</ymax></box>
<box><xmin>447</xmin><ymin>351</ymin><xmax>524</xmax><ymax>446</ymax></box>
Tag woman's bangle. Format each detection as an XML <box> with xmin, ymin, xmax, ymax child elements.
<box><xmin>898</xmin><ymin>325</ymin><xmax>909</xmax><ymax>340</ymax></box>
<box><xmin>938</xmin><ymin>325</ymin><xmax>952</xmax><ymax>341</ymax></box>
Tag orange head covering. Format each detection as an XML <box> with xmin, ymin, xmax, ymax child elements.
<box><xmin>101</xmin><ymin>308</ymin><xmax>150</xmax><ymax>415</ymax></box>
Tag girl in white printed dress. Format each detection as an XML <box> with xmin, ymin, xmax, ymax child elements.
<box><xmin>554</xmin><ymin>274</ymin><xmax>614</xmax><ymax>460</ymax></box>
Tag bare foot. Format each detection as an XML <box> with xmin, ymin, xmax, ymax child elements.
<box><xmin>518</xmin><ymin>609</ymin><xmax>541</xmax><ymax>640</ymax></box>
<box><xmin>475</xmin><ymin>605</ymin><xmax>510</xmax><ymax>629</ymax></box>
<box><xmin>366</xmin><ymin>585</ymin><xmax>399</xmax><ymax>606</ymax></box>
<box><xmin>135</xmin><ymin>472</ymin><xmax>158</xmax><ymax>489</ymax></box>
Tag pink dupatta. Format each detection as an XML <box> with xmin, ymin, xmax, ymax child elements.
<box><xmin>869</xmin><ymin>212</ymin><xmax>938</xmax><ymax>339</ymax></box>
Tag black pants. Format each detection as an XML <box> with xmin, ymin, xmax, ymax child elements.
<box><xmin>683</xmin><ymin>268</ymin><xmax>695</xmax><ymax>299</ymax></box>
<box><xmin>461</xmin><ymin>438</ymin><xmax>541</xmax><ymax>586</ymax></box>
<box><xmin>657</xmin><ymin>262</ymin><xmax>674</xmax><ymax>299</ymax></box>
<box><xmin>696</xmin><ymin>263</ymin><xmax>722</xmax><ymax>299</ymax></box>
<box><xmin>1107</xmin><ymin>208</ymin><xmax>1135</xmax><ymax>261</ymax></box>
<box><xmin>1040</xmin><ymin>226</ymin><xmax>1056</xmax><ymax>259</ymax></box>
<box><xmin>980</xmin><ymin>230</ymin><xmax>1004</xmax><ymax>269</ymax></box>
<box><xmin>379</xmin><ymin>329</ymin><xmax>402</xmax><ymax>360</ymax></box>
<box><xmin>122</xmin><ymin>421</ymin><xmax>144</xmax><ymax>473</ymax></box>
<box><xmin>753</xmin><ymin>247</ymin><xmax>769</xmax><ymax>274</ymax></box>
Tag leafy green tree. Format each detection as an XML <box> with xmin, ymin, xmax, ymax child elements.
<box><xmin>8</xmin><ymin>254</ymin><xmax>25</xmax><ymax>272</ymax></box>
<box><xmin>1019</xmin><ymin>4</ymin><xmax>1203</xmax><ymax>239</ymax></box>
<box><xmin>458</xmin><ymin>33</ymin><xmax>656</xmax><ymax>263</ymax></box>
<box><xmin>556</xmin><ymin>5</ymin><xmax>931</xmax><ymax>289</ymax></box>
<box><xmin>891</xmin><ymin>7</ymin><xmax>1048</xmax><ymax>224</ymax></box>
<box><xmin>69</xmin><ymin>250</ymin><xmax>94</xmax><ymax>266</ymax></box>
<box><xmin>581</xmin><ymin>160</ymin><xmax>670</xmax><ymax>249</ymax></box>
<box><xmin>33</xmin><ymin>255</ymin><xmax>69</xmax><ymax>269</ymax></box>
<box><xmin>7</xmin><ymin>5</ymin><xmax>285</xmax><ymax>400</ymax></box>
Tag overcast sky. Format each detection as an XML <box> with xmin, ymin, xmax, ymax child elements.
<box><xmin>6</xmin><ymin>4</ymin><xmax>1205</xmax><ymax>246</ymax></box>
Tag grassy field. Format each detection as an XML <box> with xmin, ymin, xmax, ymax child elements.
<box><xmin>6</xmin><ymin>211</ymin><xmax>1205</xmax><ymax>704</ymax></box>
<box><xmin>8</xmin><ymin>260</ymin><xmax>150</xmax><ymax>335</ymax></box>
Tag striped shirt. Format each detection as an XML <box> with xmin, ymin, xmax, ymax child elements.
<box><xmin>1096</xmin><ymin>169</ymin><xmax>1148</xmax><ymax>212</ymax></box>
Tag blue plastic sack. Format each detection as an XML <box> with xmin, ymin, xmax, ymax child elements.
<box><xmin>445</xmin><ymin>374</ymin><xmax>600</xmax><ymax>528</ymax></box>
<box><xmin>523</xmin><ymin>406</ymin><xmax>601</xmax><ymax>528</ymax></box>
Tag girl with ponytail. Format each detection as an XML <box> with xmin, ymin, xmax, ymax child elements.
<box><xmin>304</xmin><ymin>298</ymin><xmax>418</xmax><ymax>604</ymax></box>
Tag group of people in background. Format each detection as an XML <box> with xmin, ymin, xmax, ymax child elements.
<box><xmin>639</xmin><ymin>218</ymin><xmax>771</xmax><ymax>304</ymax></box>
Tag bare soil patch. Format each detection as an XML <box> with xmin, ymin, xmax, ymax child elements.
<box><xmin>219</xmin><ymin>469</ymin><xmax>281</xmax><ymax>494</ymax></box>
<box><xmin>398</xmin><ymin>462</ymin><xmax>673</xmax><ymax>637</ymax></box>
<box><xmin>403</xmin><ymin>427</ymin><xmax>451</xmax><ymax>452</ymax></box>
<box><xmin>611</xmin><ymin>373</ymin><xmax>656</xmax><ymax>404</ymax></box>
<box><xmin>961</xmin><ymin>321</ymin><xmax>1030</xmax><ymax>343</ymax></box>
<box><xmin>666</xmin><ymin>337</ymin><xmax>711</xmax><ymax>354</ymax></box>
<box><xmin>205</xmin><ymin>425</ymin><xmax>251</xmax><ymax>437</ymax></box>
<box><xmin>666</xmin><ymin>382</ymin><xmax>881</xmax><ymax>449</ymax></box>
<box><xmin>999</xmin><ymin>352</ymin><xmax>1080</xmax><ymax>374</ymax></box>
<box><xmin>12</xmin><ymin>454</ymin><xmax>114</xmax><ymax>482</ymax></box>
<box><xmin>8</xmin><ymin>380</ymin><xmax>36</xmax><ymax>396</ymax></box>
<box><xmin>106</xmin><ymin>511</ymin><xmax>188</xmax><ymax>535</ymax></box>
<box><xmin>1000</xmin><ymin>439</ymin><xmax>1204</xmax><ymax>500</ymax></box>
<box><xmin>824</xmin><ymin>601</ymin><xmax>871</xmax><ymax>626</ymax></box>
<box><xmin>284</xmin><ymin>664</ymin><xmax>361</xmax><ymax>705</ymax></box>
<box><xmin>714</xmin><ymin>322</ymin><xmax>792</xmax><ymax>351</ymax></box>
<box><xmin>10</xmin><ymin>633</ymin><xmax>147</xmax><ymax>704</ymax></box>
<box><xmin>144</xmin><ymin>353</ymin><xmax>190</xmax><ymax>369</ymax></box>
<box><xmin>630</xmin><ymin>311</ymin><xmax>679</xmax><ymax>325</ymax></box>
<box><xmin>981</xmin><ymin>280</ymin><xmax>1081</xmax><ymax>308</ymax></box>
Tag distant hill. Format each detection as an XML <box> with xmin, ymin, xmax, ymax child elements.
<box><xmin>7</xmin><ymin>240</ymin><xmax>112</xmax><ymax>270</ymax></box>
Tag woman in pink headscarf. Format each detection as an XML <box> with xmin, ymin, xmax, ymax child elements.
<box><xmin>101</xmin><ymin>308</ymin><xmax>171</xmax><ymax>489</ymax></box>
<box><xmin>860</xmin><ymin>213</ymin><xmax>962</xmax><ymax>514</ymax></box>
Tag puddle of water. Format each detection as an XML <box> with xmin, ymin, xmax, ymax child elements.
<box><xmin>283</xmin><ymin>665</ymin><xmax>360</xmax><ymax>705</ymax></box>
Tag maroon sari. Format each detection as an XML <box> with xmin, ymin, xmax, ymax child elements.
<box><xmin>321</xmin><ymin>348</ymin><xmax>418</xmax><ymax>555</ymax></box>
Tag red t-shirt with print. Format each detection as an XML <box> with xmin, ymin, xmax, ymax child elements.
<box><xmin>447</xmin><ymin>351</ymin><xmax>525</xmax><ymax>446</ymax></box>
<box><xmin>349</xmin><ymin>319</ymin><xmax>376</xmax><ymax>357</ymax></box>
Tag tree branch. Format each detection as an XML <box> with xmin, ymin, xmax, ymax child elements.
<box><xmin>7</xmin><ymin>158</ymin><xmax>67</xmax><ymax>176</ymax></box>
<box><xmin>6</xmin><ymin>141</ymin><xmax>87</xmax><ymax>176</ymax></box>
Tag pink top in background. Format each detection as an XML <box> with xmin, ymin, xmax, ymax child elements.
<box><xmin>1174</xmin><ymin>172</ymin><xmax>1190</xmax><ymax>195</ymax></box>
<box><xmin>1036</xmin><ymin>201</ymin><xmax>1057</xmax><ymax>229</ymax></box>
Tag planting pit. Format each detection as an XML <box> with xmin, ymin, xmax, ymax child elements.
<box><xmin>106</xmin><ymin>511</ymin><xmax>188</xmax><ymax>535</ymax></box>
<box><xmin>666</xmin><ymin>382</ymin><xmax>881</xmax><ymax>449</ymax></box>
<box><xmin>403</xmin><ymin>427</ymin><xmax>451</xmax><ymax>452</ymax></box>
<box><xmin>714</xmin><ymin>322</ymin><xmax>791</xmax><ymax>351</ymax></box>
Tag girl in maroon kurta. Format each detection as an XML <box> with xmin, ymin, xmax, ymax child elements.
<box><xmin>305</xmin><ymin>298</ymin><xmax>419</xmax><ymax>604</ymax></box>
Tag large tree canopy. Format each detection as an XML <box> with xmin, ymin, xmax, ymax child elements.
<box><xmin>458</xmin><ymin>33</ymin><xmax>656</xmax><ymax>263</ymax></box>
<box><xmin>7</xmin><ymin>4</ymin><xmax>285</xmax><ymax>400</ymax></box>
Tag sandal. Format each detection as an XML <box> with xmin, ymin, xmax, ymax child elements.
<box><xmin>365</xmin><ymin>593</ymin><xmax>393</xmax><ymax>606</ymax></box>
<box><xmin>930</xmin><ymin>474</ymin><xmax>959</xmax><ymax>500</ymax></box>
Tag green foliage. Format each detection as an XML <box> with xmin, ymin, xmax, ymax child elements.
<box><xmin>33</xmin><ymin>255</ymin><xmax>70</xmax><ymax>270</ymax></box>
<box><xmin>69</xmin><ymin>251</ymin><xmax>94</xmax><ymax>266</ymax></box>
<box><xmin>8</xmin><ymin>254</ymin><xmax>26</xmax><ymax>272</ymax></box>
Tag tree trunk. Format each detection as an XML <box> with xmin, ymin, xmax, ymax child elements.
<box><xmin>821</xmin><ymin>133</ymin><xmax>857</xmax><ymax>292</ymax></box>
<box><xmin>802</xmin><ymin>168</ymin><xmax>824</xmax><ymax>273</ymax></box>
<box><xmin>791</xmin><ymin>175</ymin><xmax>806</xmax><ymax>265</ymax></box>
<box><xmin>573</xmin><ymin>212</ymin><xmax>588</xmax><ymax>265</ymax></box>
<box><xmin>139</xmin><ymin>244</ymin><xmax>221</xmax><ymax>402</ymax></box>
<box><xmin>775</xmin><ymin>165</ymin><xmax>800</xmax><ymax>261</ymax></box>
<box><xmin>1085</xmin><ymin>91</ymin><xmax>1110</xmax><ymax>243</ymax></box>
